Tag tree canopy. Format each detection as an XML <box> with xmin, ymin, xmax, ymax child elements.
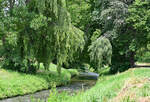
<box><xmin>0</xmin><ymin>0</ymin><xmax>150</xmax><ymax>74</ymax></box>
<box><xmin>0</xmin><ymin>0</ymin><xmax>85</xmax><ymax>74</ymax></box>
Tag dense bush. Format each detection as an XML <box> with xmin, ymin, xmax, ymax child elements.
<box><xmin>136</xmin><ymin>52</ymin><xmax>150</xmax><ymax>63</ymax></box>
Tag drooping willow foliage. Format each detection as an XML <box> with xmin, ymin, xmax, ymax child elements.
<box><xmin>91</xmin><ymin>0</ymin><xmax>134</xmax><ymax>73</ymax></box>
<box><xmin>1</xmin><ymin>0</ymin><xmax>85</xmax><ymax>74</ymax></box>
<box><xmin>29</xmin><ymin>0</ymin><xmax>85</xmax><ymax>73</ymax></box>
<box><xmin>89</xmin><ymin>36</ymin><xmax>112</xmax><ymax>70</ymax></box>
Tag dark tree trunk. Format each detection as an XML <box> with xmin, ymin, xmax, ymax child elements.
<box><xmin>19</xmin><ymin>34</ymin><xmax>24</xmax><ymax>60</ymax></box>
<box><xmin>130</xmin><ymin>51</ymin><xmax>135</xmax><ymax>68</ymax></box>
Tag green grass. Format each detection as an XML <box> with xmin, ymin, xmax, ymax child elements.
<box><xmin>67</xmin><ymin>68</ymin><xmax>150</xmax><ymax>102</ymax></box>
<box><xmin>0</xmin><ymin>63</ymin><xmax>78</xmax><ymax>99</ymax></box>
<box><xmin>136</xmin><ymin>51</ymin><xmax>150</xmax><ymax>63</ymax></box>
<box><xmin>48</xmin><ymin>68</ymin><xmax>150</xmax><ymax>102</ymax></box>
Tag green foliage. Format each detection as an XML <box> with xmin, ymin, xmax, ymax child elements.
<box><xmin>110</xmin><ymin>33</ymin><xmax>132</xmax><ymax>73</ymax></box>
<box><xmin>90</xmin><ymin>29</ymin><xmax>101</xmax><ymax>42</ymax></box>
<box><xmin>91</xmin><ymin>0</ymin><xmax>133</xmax><ymax>73</ymax></box>
<box><xmin>0</xmin><ymin>64</ymin><xmax>78</xmax><ymax>99</ymax></box>
<box><xmin>98</xmin><ymin>65</ymin><xmax>110</xmax><ymax>76</ymax></box>
<box><xmin>65</xmin><ymin>0</ymin><xmax>98</xmax><ymax>69</ymax></box>
<box><xmin>67</xmin><ymin>69</ymin><xmax>79</xmax><ymax>77</ymax></box>
<box><xmin>48</xmin><ymin>88</ymin><xmax>70</xmax><ymax>102</ymax></box>
<box><xmin>32</xmin><ymin>0</ymin><xmax>85</xmax><ymax>73</ymax></box>
<box><xmin>89</xmin><ymin>37</ymin><xmax>112</xmax><ymax>71</ymax></box>
<box><xmin>93</xmin><ymin>0</ymin><xmax>129</xmax><ymax>36</ymax></box>
<box><xmin>30</xmin><ymin>14</ymin><xmax>51</xmax><ymax>30</ymax></box>
<box><xmin>1</xmin><ymin>0</ymin><xmax>150</xmax><ymax>75</ymax></box>
<box><xmin>91</xmin><ymin>0</ymin><xmax>150</xmax><ymax>73</ymax></box>
<box><xmin>0</xmin><ymin>0</ymin><xmax>85</xmax><ymax>74</ymax></box>
<box><xmin>66</xmin><ymin>0</ymin><xmax>92</xmax><ymax>30</ymax></box>
<box><xmin>137</xmin><ymin>51</ymin><xmax>150</xmax><ymax>63</ymax></box>
<box><xmin>61</xmin><ymin>68</ymin><xmax>150</xmax><ymax>102</ymax></box>
<box><xmin>126</xmin><ymin>0</ymin><xmax>150</xmax><ymax>49</ymax></box>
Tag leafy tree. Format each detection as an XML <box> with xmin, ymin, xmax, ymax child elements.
<box><xmin>89</xmin><ymin>36</ymin><xmax>112</xmax><ymax>71</ymax></box>
<box><xmin>91</xmin><ymin>0</ymin><xmax>150</xmax><ymax>73</ymax></box>
<box><xmin>65</xmin><ymin>0</ymin><xmax>96</xmax><ymax>68</ymax></box>
<box><xmin>66</xmin><ymin>0</ymin><xmax>91</xmax><ymax>30</ymax></box>
<box><xmin>126</xmin><ymin>0</ymin><xmax>150</xmax><ymax>66</ymax></box>
<box><xmin>90</xmin><ymin>0</ymin><xmax>143</xmax><ymax>73</ymax></box>
<box><xmin>127</xmin><ymin>0</ymin><xmax>150</xmax><ymax>49</ymax></box>
<box><xmin>0</xmin><ymin>0</ymin><xmax>85</xmax><ymax>74</ymax></box>
<box><xmin>91</xmin><ymin>0</ymin><xmax>130</xmax><ymax>72</ymax></box>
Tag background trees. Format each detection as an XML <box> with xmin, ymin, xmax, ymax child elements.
<box><xmin>90</xmin><ymin>0</ymin><xmax>136</xmax><ymax>73</ymax></box>
<box><xmin>90</xmin><ymin>0</ymin><xmax>150</xmax><ymax>73</ymax></box>
<box><xmin>80</xmin><ymin>0</ymin><xmax>132</xmax><ymax>73</ymax></box>
<box><xmin>0</xmin><ymin>0</ymin><xmax>150</xmax><ymax>74</ymax></box>
<box><xmin>127</xmin><ymin>0</ymin><xmax>150</xmax><ymax>52</ymax></box>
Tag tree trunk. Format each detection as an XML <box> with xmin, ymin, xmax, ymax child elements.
<box><xmin>130</xmin><ymin>51</ymin><xmax>135</xmax><ymax>68</ymax></box>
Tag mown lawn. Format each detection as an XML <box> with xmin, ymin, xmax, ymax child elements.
<box><xmin>48</xmin><ymin>68</ymin><xmax>150</xmax><ymax>102</ymax></box>
<box><xmin>0</xmin><ymin>63</ymin><xmax>78</xmax><ymax>99</ymax></box>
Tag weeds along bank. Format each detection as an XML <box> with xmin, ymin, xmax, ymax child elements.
<box><xmin>0</xmin><ymin>63</ymin><xmax>78</xmax><ymax>99</ymax></box>
<box><xmin>47</xmin><ymin>68</ymin><xmax>150</xmax><ymax>102</ymax></box>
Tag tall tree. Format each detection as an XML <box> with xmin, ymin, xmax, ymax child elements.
<box><xmin>126</xmin><ymin>0</ymin><xmax>150</xmax><ymax>65</ymax></box>
<box><xmin>92</xmin><ymin>0</ymin><xmax>135</xmax><ymax>73</ymax></box>
<box><xmin>67</xmin><ymin>0</ymin><xmax>113</xmax><ymax>71</ymax></box>
<box><xmin>0</xmin><ymin>0</ymin><xmax>85</xmax><ymax>74</ymax></box>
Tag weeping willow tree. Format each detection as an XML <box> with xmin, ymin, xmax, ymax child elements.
<box><xmin>89</xmin><ymin>36</ymin><xmax>112</xmax><ymax>71</ymax></box>
<box><xmin>23</xmin><ymin>0</ymin><xmax>84</xmax><ymax>74</ymax></box>
<box><xmin>1</xmin><ymin>0</ymin><xmax>84</xmax><ymax>74</ymax></box>
<box><xmin>90</xmin><ymin>0</ymin><xmax>136</xmax><ymax>73</ymax></box>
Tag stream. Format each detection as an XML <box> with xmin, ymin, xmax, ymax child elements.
<box><xmin>0</xmin><ymin>77</ymin><xmax>97</xmax><ymax>102</ymax></box>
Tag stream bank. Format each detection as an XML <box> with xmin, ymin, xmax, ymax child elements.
<box><xmin>0</xmin><ymin>75</ymin><xmax>97</xmax><ymax>102</ymax></box>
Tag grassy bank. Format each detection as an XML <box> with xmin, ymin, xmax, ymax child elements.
<box><xmin>48</xmin><ymin>68</ymin><xmax>150</xmax><ymax>102</ymax></box>
<box><xmin>0</xmin><ymin>63</ymin><xmax>78</xmax><ymax>99</ymax></box>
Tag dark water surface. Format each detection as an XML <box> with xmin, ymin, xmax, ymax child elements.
<box><xmin>0</xmin><ymin>78</ymin><xmax>96</xmax><ymax>102</ymax></box>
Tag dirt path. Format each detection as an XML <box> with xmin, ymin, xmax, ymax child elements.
<box><xmin>135</xmin><ymin>62</ymin><xmax>150</xmax><ymax>68</ymax></box>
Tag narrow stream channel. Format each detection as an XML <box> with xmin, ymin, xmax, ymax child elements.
<box><xmin>0</xmin><ymin>78</ymin><xmax>97</xmax><ymax>102</ymax></box>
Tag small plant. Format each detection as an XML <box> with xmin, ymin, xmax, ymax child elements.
<box><xmin>30</xmin><ymin>96</ymin><xmax>43</xmax><ymax>102</ymax></box>
<box><xmin>48</xmin><ymin>88</ymin><xmax>70</xmax><ymax>102</ymax></box>
<box><xmin>98</xmin><ymin>65</ymin><xmax>110</xmax><ymax>75</ymax></box>
<box><xmin>122</xmin><ymin>96</ymin><xmax>131</xmax><ymax>102</ymax></box>
<box><xmin>87</xmin><ymin>96</ymin><xmax>99</xmax><ymax>102</ymax></box>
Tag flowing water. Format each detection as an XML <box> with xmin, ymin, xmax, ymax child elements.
<box><xmin>0</xmin><ymin>77</ymin><xmax>96</xmax><ymax>102</ymax></box>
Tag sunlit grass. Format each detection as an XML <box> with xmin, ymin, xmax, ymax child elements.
<box><xmin>0</xmin><ymin>63</ymin><xmax>78</xmax><ymax>99</ymax></box>
<box><xmin>58</xmin><ymin>68</ymin><xmax>150</xmax><ymax>102</ymax></box>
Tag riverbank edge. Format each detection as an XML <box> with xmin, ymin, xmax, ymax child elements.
<box><xmin>0</xmin><ymin>66</ymin><xmax>79</xmax><ymax>100</ymax></box>
<box><xmin>63</xmin><ymin>68</ymin><xmax>150</xmax><ymax>102</ymax></box>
